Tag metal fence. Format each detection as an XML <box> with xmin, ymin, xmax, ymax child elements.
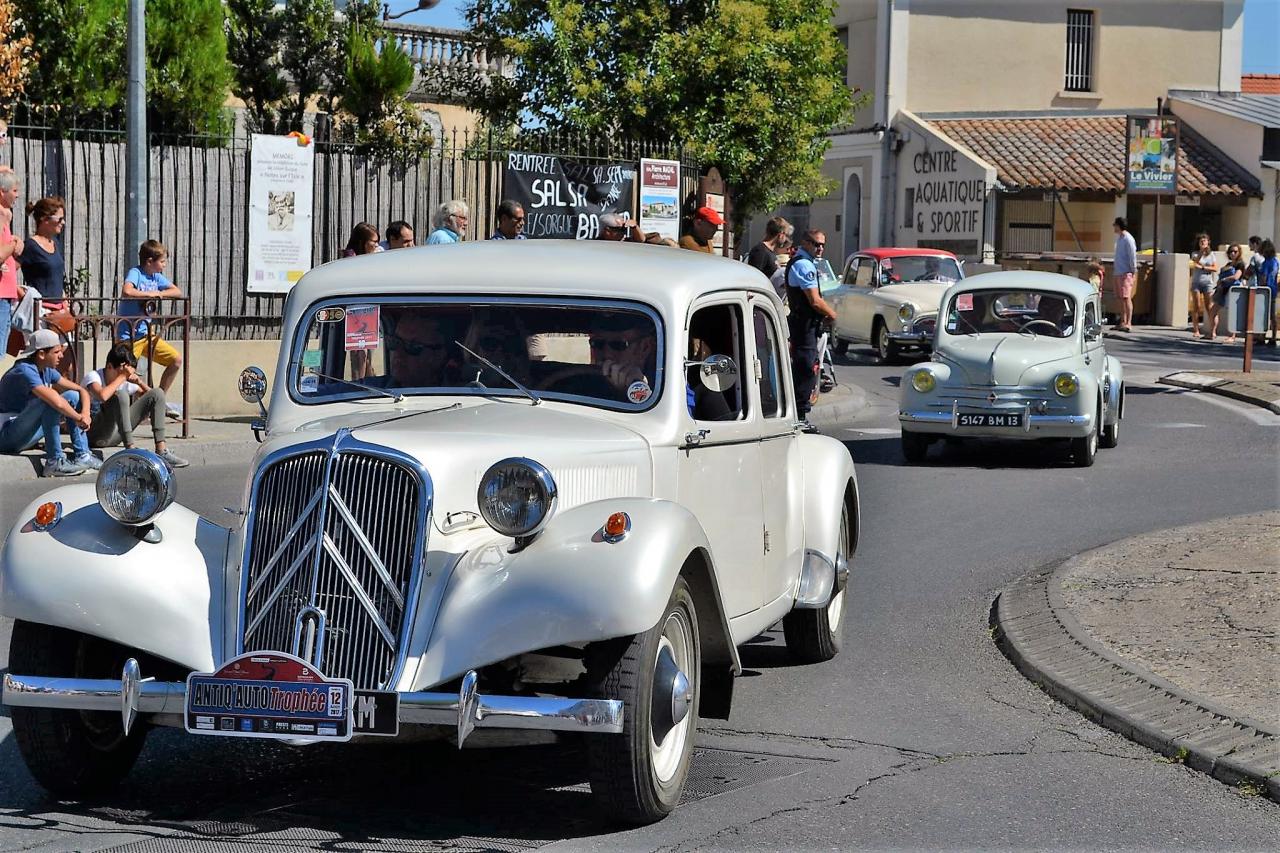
<box><xmin>4</xmin><ymin>118</ymin><xmax>698</xmax><ymax>340</ymax></box>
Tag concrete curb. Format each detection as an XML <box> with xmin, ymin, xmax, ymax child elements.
<box><xmin>0</xmin><ymin>437</ymin><xmax>261</xmax><ymax>481</ymax></box>
<box><xmin>807</xmin><ymin>381</ymin><xmax>868</xmax><ymax>432</ymax></box>
<box><xmin>1159</xmin><ymin>371</ymin><xmax>1280</xmax><ymax>415</ymax></box>
<box><xmin>992</xmin><ymin>550</ymin><xmax>1280</xmax><ymax>802</ymax></box>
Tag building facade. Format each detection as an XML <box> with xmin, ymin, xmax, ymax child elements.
<box><xmin>765</xmin><ymin>0</ymin><xmax>1274</xmax><ymax>269</ymax></box>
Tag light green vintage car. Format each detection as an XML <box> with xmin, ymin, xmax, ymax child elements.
<box><xmin>898</xmin><ymin>271</ymin><xmax>1124</xmax><ymax>467</ymax></box>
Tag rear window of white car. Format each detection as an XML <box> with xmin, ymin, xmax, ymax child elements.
<box><xmin>292</xmin><ymin>297</ymin><xmax>664</xmax><ymax>411</ymax></box>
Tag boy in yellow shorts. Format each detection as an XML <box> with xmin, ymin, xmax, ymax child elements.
<box><xmin>118</xmin><ymin>240</ymin><xmax>184</xmax><ymax>417</ymax></box>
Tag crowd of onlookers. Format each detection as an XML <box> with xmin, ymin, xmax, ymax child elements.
<box><xmin>1183</xmin><ymin>233</ymin><xmax>1278</xmax><ymax>345</ymax></box>
<box><xmin>0</xmin><ymin>162</ymin><xmax>190</xmax><ymax>476</ymax></box>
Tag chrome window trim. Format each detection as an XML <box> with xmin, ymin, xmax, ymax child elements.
<box><xmin>286</xmin><ymin>294</ymin><xmax>667</xmax><ymax>414</ymax></box>
<box><xmin>236</xmin><ymin>431</ymin><xmax>433</xmax><ymax>691</ymax></box>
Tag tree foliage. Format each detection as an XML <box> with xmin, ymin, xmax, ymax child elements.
<box><xmin>462</xmin><ymin>0</ymin><xmax>865</xmax><ymax>220</ymax></box>
<box><xmin>13</xmin><ymin>0</ymin><xmax>124</xmax><ymax>120</ymax></box>
<box><xmin>145</xmin><ymin>0</ymin><xmax>232</xmax><ymax>133</ymax></box>
<box><xmin>226</xmin><ymin>0</ymin><xmax>287</xmax><ymax>131</ymax></box>
<box><xmin>0</xmin><ymin>0</ymin><xmax>35</xmax><ymax>116</ymax></box>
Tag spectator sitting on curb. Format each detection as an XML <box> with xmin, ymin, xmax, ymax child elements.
<box><xmin>118</xmin><ymin>240</ymin><xmax>185</xmax><ymax>419</ymax></box>
<box><xmin>379</xmin><ymin>220</ymin><xmax>415</xmax><ymax>250</ymax></box>
<box><xmin>0</xmin><ymin>328</ymin><xmax>98</xmax><ymax>477</ymax></box>
<box><xmin>83</xmin><ymin>343</ymin><xmax>188</xmax><ymax>468</ymax></box>
<box><xmin>490</xmin><ymin>200</ymin><xmax>527</xmax><ymax>240</ymax></box>
<box><xmin>427</xmin><ymin>200</ymin><xmax>468</xmax><ymax>244</ymax></box>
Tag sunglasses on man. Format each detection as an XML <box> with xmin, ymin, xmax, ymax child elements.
<box><xmin>589</xmin><ymin>336</ymin><xmax>633</xmax><ymax>352</ymax></box>
<box><xmin>387</xmin><ymin>333</ymin><xmax>445</xmax><ymax>356</ymax></box>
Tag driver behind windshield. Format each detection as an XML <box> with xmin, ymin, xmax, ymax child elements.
<box><xmin>1036</xmin><ymin>295</ymin><xmax>1074</xmax><ymax>336</ymax></box>
<box><xmin>461</xmin><ymin>308</ymin><xmax>534</xmax><ymax>385</ymax></box>
<box><xmin>588</xmin><ymin>313</ymin><xmax>657</xmax><ymax>395</ymax></box>
<box><xmin>379</xmin><ymin>310</ymin><xmax>455</xmax><ymax>387</ymax></box>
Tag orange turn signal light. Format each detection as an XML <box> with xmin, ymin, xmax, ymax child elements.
<box><xmin>34</xmin><ymin>501</ymin><xmax>61</xmax><ymax>530</ymax></box>
<box><xmin>603</xmin><ymin>511</ymin><xmax>630</xmax><ymax>541</ymax></box>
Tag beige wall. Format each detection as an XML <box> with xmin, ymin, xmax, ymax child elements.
<box><xmin>904</xmin><ymin>1</ymin><xmax>1227</xmax><ymax>113</ymax></box>
<box><xmin>834</xmin><ymin>0</ymin><xmax>880</xmax><ymax>121</ymax></box>
<box><xmin>114</xmin><ymin>339</ymin><xmax>283</xmax><ymax>418</ymax></box>
<box><xmin>1052</xmin><ymin>200</ymin><xmax>1112</xmax><ymax>254</ymax></box>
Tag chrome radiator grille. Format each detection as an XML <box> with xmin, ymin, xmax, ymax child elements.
<box><xmin>240</xmin><ymin>444</ymin><xmax>425</xmax><ymax>690</ymax></box>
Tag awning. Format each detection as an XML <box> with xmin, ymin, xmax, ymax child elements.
<box><xmin>928</xmin><ymin>115</ymin><xmax>1262</xmax><ymax>198</ymax></box>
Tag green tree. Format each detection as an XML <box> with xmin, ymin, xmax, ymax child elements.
<box><xmin>225</xmin><ymin>0</ymin><xmax>288</xmax><ymax>132</ymax></box>
<box><xmin>463</xmin><ymin>0</ymin><xmax>865</xmax><ymax>221</ymax></box>
<box><xmin>0</xmin><ymin>0</ymin><xmax>36</xmax><ymax>116</ymax></box>
<box><xmin>279</xmin><ymin>0</ymin><xmax>342</xmax><ymax>132</ymax></box>
<box><xmin>145</xmin><ymin>0</ymin><xmax>232</xmax><ymax>133</ymax></box>
<box><xmin>337</xmin><ymin>7</ymin><xmax>433</xmax><ymax>160</ymax></box>
<box><xmin>14</xmin><ymin>0</ymin><xmax>125</xmax><ymax>121</ymax></box>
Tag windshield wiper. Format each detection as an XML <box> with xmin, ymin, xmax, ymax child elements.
<box><xmin>454</xmin><ymin>341</ymin><xmax>540</xmax><ymax>406</ymax></box>
<box><xmin>309</xmin><ymin>371</ymin><xmax>404</xmax><ymax>403</ymax></box>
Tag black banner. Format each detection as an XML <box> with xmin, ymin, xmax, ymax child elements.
<box><xmin>505</xmin><ymin>152</ymin><xmax>637</xmax><ymax>239</ymax></box>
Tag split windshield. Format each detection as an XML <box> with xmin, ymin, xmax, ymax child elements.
<box><xmin>293</xmin><ymin>298</ymin><xmax>664</xmax><ymax>411</ymax></box>
<box><xmin>944</xmin><ymin>290</ymin><xmax>1078</xmax><ymax>338</ymax></box>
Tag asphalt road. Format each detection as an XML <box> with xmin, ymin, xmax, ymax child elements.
<box><xmin>0</xmin><ymin>330</ymin><xmax>1277</xmax><ymax>851</ymax></box>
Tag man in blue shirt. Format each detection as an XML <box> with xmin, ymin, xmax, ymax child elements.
<box><xmin>427</xmin><ymin>200</ymin><xmax>468</xmax><ymax>244</ymax></box>
<box><xmin>0</xmin><ymin>328</ymin><xmax>99</xmax><ymax>476</ymax></box>
<box><xmin>785</xmin><ymin>230</ymin><xmax>838</xmax><ymax>427</ymax></box>
<box><xmin>489</xmin><ymin>200</ymin><xmax>527</xmax><ymax>240</ymax></box>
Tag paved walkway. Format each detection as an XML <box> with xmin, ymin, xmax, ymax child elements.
<box><xmin>996</xmin><ymin>512</ymin><xmax>1280</xmax><ymax>800</ymax></box>
<box><xmin>1161</xmin><ymin>369</ymin><xmax>1280</xmax><ymax>414</ymax></box>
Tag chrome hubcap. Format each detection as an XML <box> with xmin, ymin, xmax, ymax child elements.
<box><xmin>650</xmin><ymin>611</ymin><xmax>694</xmax><ymax>784</ymax></box>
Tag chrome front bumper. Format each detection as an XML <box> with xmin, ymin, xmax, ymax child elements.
<box><xmin>886</xmin><ymin>330</ymin><xmax>931</xmax><ymax>344</ymax></box>
<box><xmin>899</xmin><ymin>402</ymin><xmax>1093</xmax><ymax>438</ymax></box>
<box><xmin>3</xmin><ymin>663</ymin><xmax>624</xmax><ymax>747</ymax></box>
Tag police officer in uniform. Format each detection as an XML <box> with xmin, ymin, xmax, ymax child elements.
<box><xmin>785</xmin><ymin>230</ymin><xmax>838</xmax><ymax>427</ymax></box>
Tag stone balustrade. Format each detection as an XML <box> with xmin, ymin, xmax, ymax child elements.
<box><xmin>379</xmin><ymin>22</ymin><xmax>510</xmax><ymax>87</ymax></box>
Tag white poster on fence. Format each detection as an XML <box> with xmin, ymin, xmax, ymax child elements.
<box><xmin>639</xmin><ymin>158</ymin><xmax>681</xmax><ymax>241</ymax></box>
<box><xmin>247</xmin><ymin>133</ymin><xmax>315</xmax><ymax>294</ymax></box>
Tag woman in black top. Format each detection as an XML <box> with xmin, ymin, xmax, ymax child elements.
<box><xmin>18</xmin><ymin>196</ymin><xmax>66</xmax><ymax>310</ymax></box>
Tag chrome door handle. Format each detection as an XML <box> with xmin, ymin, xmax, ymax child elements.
<box><xmin>684</xmin><ymin>429</ymin><xmax>711</xmax><ymax>446</ymax></box>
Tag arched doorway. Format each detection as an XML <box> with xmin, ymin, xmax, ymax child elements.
<box><xmin>843</xmin><ymin>173</ymin><xmax>862</xmax><ymax>261</ymax></box>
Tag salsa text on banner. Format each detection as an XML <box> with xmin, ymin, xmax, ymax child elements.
<box><xmin>505</xmin><ymin>152</ymin><xmax>637</xmax><ymax>239</ymax></box>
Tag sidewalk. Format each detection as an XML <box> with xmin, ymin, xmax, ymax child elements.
<box><xmin>0</xmin><ymin>416</ymin><xmax>261</xmax><ymax>480</ymax></box>
<box><xmin>807</xmin><ymin>379</ymin><xmax>868</xmax><ymax>432</ymax></box>
<box><xmin>994</xmin><ymin>512</ymin><xmax>1280</xmax><ymax>800</ymax></box>
<box><xmin>1160</xmin><ymin>369</ymin><xmax>1280</xmax><ymax>415</ymax></box>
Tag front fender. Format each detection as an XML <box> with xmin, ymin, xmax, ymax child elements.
<box><xmin>798</xmin><ymin>435</ymin><xmax>859</xmax><ymax>572</ymax></box>
<box><xmin>411</xmin><ymin>498</ymin><xmax>735</xmax><ymax>689</ymax></box>
<box><xmin>1105</xmin><ymin>356</ymin><xmax>1125</xmax><ymax>423</ymax></box>
<box><xmin>0</xmin><ymin>485</ymin><xmax>228</xmax><ymax>672</ymax></box>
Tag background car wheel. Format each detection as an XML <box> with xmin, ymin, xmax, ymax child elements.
<box><xmin>901</xmin><ymin>431</ymin><xmax>929</xmax><ymax>463</ymax></box>
<box><xmin>1070</xmin><ymin>408</ymin><xmax>1100</xmax><ymax>467</ymax></box>
<box><xmin>585</xmin><ymin>577</ymin><xmax>700</xmax><ymax>825</ymax></box>
<box><xmin>783</xmin><ymin>500</ymin><xmax>852</xmax><ymax>663</ymax></box>
<box><xmin>8</xmin><ymin>621</ymin><xmax>149</xmax><ymax>796</ymax></box>
<box><xmin>833</xmin><ymin>338</ymin><xmax>849</xmax><ymax>356</ymax></box>
<box><xmin>874</xmin><ymin>321</ymin><xmax>900</xmax><ymax>363</ymax></box>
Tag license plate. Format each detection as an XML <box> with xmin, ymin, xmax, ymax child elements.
<box><xmin>957</xmin><ymin>412</ymin><xmax>1023</xmax><ymax>428</ymax></box>
<box><xmin>352</xmin><ymin>690</ymin><xmax>399</xmax><ymax>737</ymax></box>
<box><xmin>186</xmin><ymin>652</ymin><xmax>353</xmax><ymax>742</ymax></box>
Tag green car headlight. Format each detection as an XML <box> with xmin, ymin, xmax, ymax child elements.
<box><xmin>1054</xmin><ymin>373</ymin><xmax>1079</xmax><ymax>397</ymax></box>
<box><xmin>911</xmin><ymin>370</ymin><xmax>936</xmax><ymax>393</ymax></box>
<box><xmin>897</xmin><ymin>303</ymin><xmax>915</xmax><ymax>322</ymax></box>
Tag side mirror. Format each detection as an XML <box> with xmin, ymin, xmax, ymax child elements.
<box><xmin>1084</xmin><ymin>323</ymin><xmax>1102</xmax><ymax>342</ymax></box>
<box><xmin>238</xmin><ymin>366</ymin><xmax>269</xmax><ymax>443</ymax></box>
<box><xmin>687</xmin><ymin>354</ymin><xmax>739</xmax><ymax>393</ymax></box>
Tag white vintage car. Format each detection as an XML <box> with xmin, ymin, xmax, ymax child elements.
<box><xmin>898</xmin><ymin>271</ymin><xmax>1124</xmax><ymax>467</ymax></box>
<box><xmin>0</xmin><ymin>241</ymin><xmax>858</xmax><ymax>824</ymax></box>
<box><xmin>829</xmin><ymin>248</ymin><xmax>964</xmax><ymax>362</ymax></box>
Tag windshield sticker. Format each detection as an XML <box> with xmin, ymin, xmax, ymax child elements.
<box><xmin>299</xmin><ymin>373</ymin><xmax>319</xmax><ymax>394</ymax></box>
<box><xmin>626</xmin><ymin>380</ymin><xmax>653</xmax><ymax>404</ymax></box>
<box><xmin>302</xmin><ymin>350</ymin><xmax>322</xmax><ymax>368</ymax></box>
<box><xmin>344</xmin><ymin>306</ymin><xmax>380</xmax><ymax>351</ymax></box>
<box><xmin>955</xmin><ymin>293</ymin><xmax>973</xmax><ymax>312</ymax></box>
<box><xmin>316</xmin><ymin>307</ymin><xmax>346</xmax><ymax>323</ymax></box>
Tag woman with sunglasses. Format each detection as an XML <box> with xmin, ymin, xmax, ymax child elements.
<box><xmin>1208</xmin><ymin>244</ymin><xmax>1245</xmax><ymax>342</ymax></box>
<box><xmin>18</xmin><ymin>197</ymin><xmax>67</xmax><ymax>313</ymax></box>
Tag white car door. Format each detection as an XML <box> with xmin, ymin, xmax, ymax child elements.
<box><xmin>1082</xmin><ymin>296</ymin><xmax>1106</xmax><ymax>411</ymax></box>
<box><xmin>677</xmin><ymin>295</ymin><xmax>767</xmax><ymax>618</ymax></box>
<box><xmin>839</xmin><ymin>258</ymin><xmax>878</xmax><ymax>342</ymax></box>
<box><xmin>750</xmin><ymin>299</ymin><xmax>804</xmax><ymax>605</ymax></box>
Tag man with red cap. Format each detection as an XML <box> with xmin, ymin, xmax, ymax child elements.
<box><xmin>679</xmin><ymin>206</ymin><xmax>722</xmax><ymax>254</ymax></box>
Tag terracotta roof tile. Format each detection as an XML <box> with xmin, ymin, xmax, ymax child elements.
<box><xmin>1242</xmin><ymin>74</ymin><xmax>1280</xmax><ymax>95</ymax></box>
<box><xmin>931</xmin><ymin>115</ymin><xmax>1261</xmax><ymax>197</ymax></box>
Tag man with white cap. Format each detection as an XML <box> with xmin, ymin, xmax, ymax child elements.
<box><xmin>0</xmin><ymin>328</ymin><xmax>99</xmax><ymax>476</ymax></box>
<box><xmin>598</xmin><ymin>212</ymin><xmax>643</xmax><ymax>242</ymax></box>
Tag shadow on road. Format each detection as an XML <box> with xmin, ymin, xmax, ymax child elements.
<box><xmin>846</xmin><ymin>436</ymin><xmax>1083</xmax><ymax>469</ymax></box>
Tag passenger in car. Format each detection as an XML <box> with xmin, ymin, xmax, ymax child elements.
<box><xmin>460</xmin><ymin>308</ymin><xmax>534</xmax><ymax>385</ymax></box>
<box><xmin>586</xmin><ymin>313</ymin><xmax>657</xmax><ymax>396</ymax></box>
<box><xmin>380</xmin><ymin>311</ymin><xmax>456</xmax><ymax>388</ymax></box>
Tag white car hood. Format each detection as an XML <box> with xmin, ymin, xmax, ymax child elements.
<box><xmin>874</xmin><ymin>280</ymin><xmax>952</xmax><ymax>311</ymax></box>
<box><xmin>936</xmin><ymin>335</ymin><xmax>1078</xmax><ymax>386</ymax></box>
<box><xmin>278</xmin><ymin>401</ymin><xmax>653</xmax><ymax>531</ymax></box>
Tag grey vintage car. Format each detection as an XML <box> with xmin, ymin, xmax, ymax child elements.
<box><xmin>1</xmin><ymin>241</ymin><xmax>858</xmax><ymax>824</ymax></box>
<box><xmin>898</xmin><ymin>271</ymin><xmax>1124</xmax><ymax>467</ymax></box>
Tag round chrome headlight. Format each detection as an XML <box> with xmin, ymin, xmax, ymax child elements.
<box><xmin>477</xmin><ymin>458</ymin><xmax>557</xmax><ymax>538</ymax></box>
<box><xmin>96</xmin><ymin>449</ymin><xmax>177</xmax><ymax>526</ymax></box>
<box><xmin>1054</xmin><ymin>373</ymin><xmax>1080</xmax><ymax>397</ymax></box>
<box><xmin>897</xmin><ymin>303</ymin><xmax>915</xmax><ymax>322</ymax></box>
<box><xmin>910</xmin><ymin>370</ymin><xmax>936</xmax><ymax>393</ymax></box>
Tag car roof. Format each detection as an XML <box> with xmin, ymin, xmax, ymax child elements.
<box><xmin>950</xmin><ymin>269</ymin><xmax>1096</xmax><ymax>300</ymax></box>
<box><xmin>283</xmin><ymin>241</ymin><xmax>778</xmax><ymax>328</ymax></box>
<box><xmin>853</xmin><ymin>247</ymin><xmax>959</xmax><ymax>260</ymax></box>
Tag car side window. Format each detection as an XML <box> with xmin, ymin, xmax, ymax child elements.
<box><xmin>1084</xmin><ymin>300</ymin><xmax>1098</xmax><ymax>330</ymax></box>
<box><xmin>853</xmin><ymin>259</ymin><xmax>874</xmax><ymax>288</ymax></box>
<box><xmin>688</xmin><ymin>303</ymin><xmax>747</xmax><ymax>421</ymax></box>
<box><xmin>752</xmin><ymin>306</ymin><xmax>786</xmax><ymax>419</ymax></box>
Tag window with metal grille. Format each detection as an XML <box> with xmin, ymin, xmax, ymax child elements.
<box><xmin>1064</xmin><ymin>9</ymin><xmax>1094</xmax><ymax>92</ymax></box>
